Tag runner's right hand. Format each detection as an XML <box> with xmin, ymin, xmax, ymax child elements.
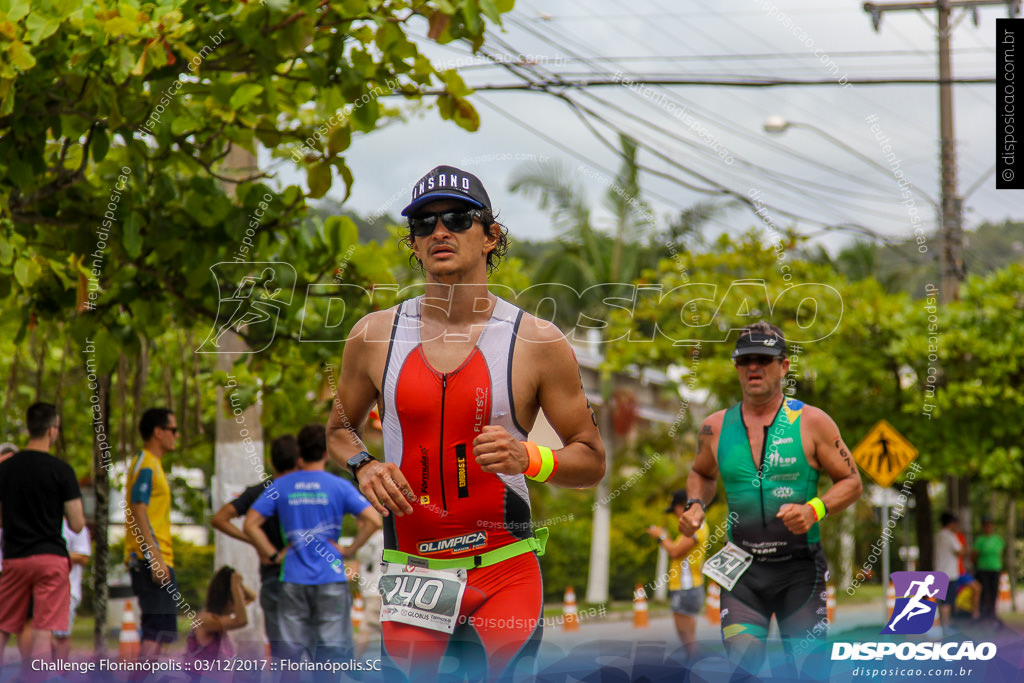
<box><xmin>356</xmin><ymin>460</ymin><xmax>415</xmax><ymax>517</ymax></box>
<box><xmin>677</xmin><ymin>506</ymin><xmax>704</xmax><ymax>538</ymax></box>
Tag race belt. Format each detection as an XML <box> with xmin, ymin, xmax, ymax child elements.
<box><xmin>382</xmin><ymin>527</ymin><xmax>549</xmax><ymax>570</ymax></box>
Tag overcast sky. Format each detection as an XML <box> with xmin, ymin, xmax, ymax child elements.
<box><xmin>268</xmin><ymin>0</ymin><xmax>1017</xmax><ymax>264</ymax></box>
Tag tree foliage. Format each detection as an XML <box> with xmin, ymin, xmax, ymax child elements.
<box><xmin>1</xmin><ymin>0</ymin><xmax>511</xmax><ymax>350</ymax></box>
<box><xmin>0</xmin><ymin>0</ymin><xmax>516</xmax><ymax>507</ymax></box>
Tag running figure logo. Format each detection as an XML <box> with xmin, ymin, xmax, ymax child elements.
<box><xmin>882</xmin><ymin>571</ymin><xmax>949</xmax><ymax>634</ymax></box>
<box><xmin>197</xmin><ymin>263</ymin><xmax>296</xmax><ymax>354</ymax></box>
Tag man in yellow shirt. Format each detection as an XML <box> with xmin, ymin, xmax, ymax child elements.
<box><xmin>648</xmin><ymin>490</ymin><xmax>709</xmax><ymax>659</ymax></box>
<box><xmin>124</xmin><ymin>408</ymin><xmax>178</xmax><ymax>656</ymax></box>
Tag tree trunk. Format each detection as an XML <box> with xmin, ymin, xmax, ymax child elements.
<box><xmin>54</xmin><ymin>326</ymin><xmax>71</xmax><ymax>410</ymax></box>
<box><xmin>585</xmin><ymin>372</ymin><xmax>614</xmax><ymax>604</ymax></box>
<box><xmin>190</xmin><ymin>332</ymin><xmax>202</xmax><ymax>440</ymax></box>
<box><xmin>215</xmin><ymin>332</ymin><xmax>265</xmax><ymax>660</ymax></box>
<box><xmin>92</xmin><ymin>371</ymin><xmax>112</xmax><ymax>655</ymax></box>
<box><xmin>133</xmin><ymin>338</ymin><xmax>148</xmax><ymax>438</ymax></box>
<box><xmin>839</xmin><ymin>507</ymin><xmax>855</xmax><ymax>589</ymax></box>
<box><xmin>178</xmin><ymin>330</ymin><xmax>189</xmax><ymax>447</ymax></box>
<box><xmin>913</xmin><ymin>479</ymin><xmax>933</xmax><ymax>572</ymax></box>
<box><xmin>118</xmin><ymin>355</ymin><xmax>129</xmax><ymax>460</ymax></box>
<box><xmin>1007</xmin><ymin>495</ymin><xmax>1017</xmax><ymax>612</ymax></box>
<box><xmin>214</xmin><ymin>142</ymin><xmax>266</xmax><ymax>665</ymax></box>
<box><xmin>2</xmin><ymin>348</ymin><xmax>20</xmax><ymax>431</ymax></box>
<box><xmin>33</xmin><ymin>329</ymin><xmax>45</xmax><ymax>402</ymax></box>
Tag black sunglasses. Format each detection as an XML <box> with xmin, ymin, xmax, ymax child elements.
<box><xmin>408</xmin><ymin>209</ymin><xmax>482</xmax><ymax>237</ymax></box>
<box><xmin>162</xmin><ymin>425</ymin><xmax>179</xmax><ymax>434</ymax></box>
<box><xmin>734</xmin><ymin>355</ymin><xmax>781</xmax><ymax>367</ymax></box>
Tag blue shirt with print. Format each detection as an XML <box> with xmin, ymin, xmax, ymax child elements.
<box><xmin>251</xmin><ymin>470</ymin><xmax>369</xmax><ymax>585</ymax></box>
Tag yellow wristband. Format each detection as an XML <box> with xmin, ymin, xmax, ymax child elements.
<box><xmin>522</xmin><ymin>442</ymin><xmax>557</xmax><ymax>482</ymax></box>
<box><xmin>808</xmin><ymin>497</ymin><xmax>827</xmax><ymax>522</ymax></box>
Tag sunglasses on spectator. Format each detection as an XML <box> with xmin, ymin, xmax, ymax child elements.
<box><xmin>408</xmin><ymin>209</ymin><xmax>482</xmax><ymax>237</ymax></box>
<box><xmin>734</xmin><ymin>355</ymin><xmax>781</xmax><ymax>367</ymax></box>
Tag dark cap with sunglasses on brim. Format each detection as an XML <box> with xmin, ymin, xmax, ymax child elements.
<box><xmin>732</xmin><ymin>327</ymin><xmax>787</xmax><ymax>359</ymax></box>
<box><xmin>401</xmin><ymin>165</ymin><xmax>492</xmax><ymax>216</ymax></box>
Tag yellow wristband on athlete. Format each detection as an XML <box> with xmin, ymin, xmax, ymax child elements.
<box><xmin>808</xmin><ymin>497</ymin><xmax>827</xmax><ymax>522</ymax></box>
<box><xmin>522</xmin><ymin>441</ymin><xmax>558</xmax><ymax>483</ymax></box>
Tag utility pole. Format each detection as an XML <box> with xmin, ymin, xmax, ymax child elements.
<box><xmin>863</xmin><ymin>0</ymin><xmax>1020</xmax><ymax>593</ymax></box>
<box><xmin>863</xmin><ymin>0</ymin><xmax>1020</xmax><ymax>304</ymax></box>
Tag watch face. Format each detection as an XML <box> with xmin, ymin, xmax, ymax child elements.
<box><xmin>348</xmin><ymin>452</ymin><xmax>372</xmax><ymax>469</ymax></box>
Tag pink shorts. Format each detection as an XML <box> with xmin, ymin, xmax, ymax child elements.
<box><xmin>0</xmin><ymin>554</ymin><xmax>71</xmax><ymax>633</ymax></box>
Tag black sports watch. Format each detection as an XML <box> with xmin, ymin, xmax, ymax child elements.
<box><xmin>683</xmin><ymin>498</ymin><xmax>706</xmax><ymax>513</ymax></box>
<box><xmin>347</xmin><ymin>450</ymin><xmax>377</xmax><ymax>477</ymax></box>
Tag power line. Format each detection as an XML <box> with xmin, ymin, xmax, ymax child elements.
<box><xmin>475</xmin><ymin>40</ymin><xmax>915</xmax><ymax>251</ymax></box>
<box><xmin>452</xmin><ymin>6</ymin><xmax>936</xmax><ymax>258</ymax></box>
<box><xmin>502</xmin><ymin>12</ymin><xmax>910</xmax><ymax>198</ymax></box>
<box><xmin>423</xmin><ymin>75</ymin><xmax>996</xmax><ymax>91</ymax></box>
<box><xmin>498</xmin><ymin>13</ymin><xmax>940</xmax><ymax>216</ymax></box>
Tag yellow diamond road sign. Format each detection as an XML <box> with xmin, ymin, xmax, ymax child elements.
<box><xmin>852</xmin><ymin>420</ymin><xmax>918</xmax><ymax>487</ymax></box>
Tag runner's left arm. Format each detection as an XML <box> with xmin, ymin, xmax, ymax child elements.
<box><xmin>473</xmin><ymin>317</ymin><xmax>605</xmax><ymax>488</ymax></box>
<box><xmin>777</xmin><ymin>407</ymin><xmax>863</xmax><ymax>534</ymax></box>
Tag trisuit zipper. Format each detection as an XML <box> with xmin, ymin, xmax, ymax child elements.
<box><xmin>439</xmin><ymin>373</ymin><xmax>448</xmax><ymax>510</ymax></box>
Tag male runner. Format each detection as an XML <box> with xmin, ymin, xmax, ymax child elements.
<box><xmin>326</xmin><ymin>165</ymin><xmax>605</xmax><ymax>680</ymax></box>
<box><xmin>678</xmin><ymin>322</ymin><xmax>862</xmax><ymax>674</ymax></box>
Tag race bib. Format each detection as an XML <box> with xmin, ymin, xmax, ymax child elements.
<box><xmin>379</xmin><ymin>563</ymin><xmax>467</xmax><ymax>634</ymax></box>
<box><xmin>702</xmin><ymin>542</ymin><xmax>753</xmax><ymax>592</ymax></box>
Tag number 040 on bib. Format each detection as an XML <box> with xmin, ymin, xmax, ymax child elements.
<box><xmin>378</xmin><ymin>564</ymin><xmax>468</xmax><ymax>634</ymax></box>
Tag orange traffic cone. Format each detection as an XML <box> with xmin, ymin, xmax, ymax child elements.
<box><xmin>562</xmin><ymin>587</ymin><xmax>580</xmax><ymax>632</ymax></box>
<box><xmin>118</xmin><ymin>600</ymin><xmax>140</xmax><ymax>661</ymax></box>
<box><xmin>826</xmin><ymin>584</ymin><xmax>836</xmax><ymax>625</ymax></box>
<box><xmin>352</xmin><ymin>594</ymin><xmax>364</xmax><ymax>632</ymax></box>
<box><xmin>632</xmin><ymin>585</ymin><xmax>650</xmax><ymax>628</ymax></box>
<box><xmin>886</xmin><ymin>582</ymin><xmax>896</xmax><ymax>620</ymax></box>
<box><xmin>706</xmin><ymin>582</ymin><xmax>720</xmax><ymax>624</ymax></box>
<box><xmin>998</xmin><ymin>572</ymin><xmax>1012</xmax><ymax>614</ymax></box>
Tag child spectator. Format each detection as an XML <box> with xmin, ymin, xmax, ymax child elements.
<box><xmin>184</xmin><ymin>566</ymin><xmax>255</xmax><ymax>669</ymax></box>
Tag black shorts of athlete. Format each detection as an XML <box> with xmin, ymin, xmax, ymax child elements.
<box><xmin>720</xmin><ymin>545</ymin><xmax>828</xmax><ymax>647</ymax></box>
<box><xmin>129</xmin><ymin>560</ymin><xmax>179</xmax><ymax>644</ymax></box>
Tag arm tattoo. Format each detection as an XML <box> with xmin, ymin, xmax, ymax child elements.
<box><xmin>697</xmin><ymin>424</ymin><xmax>712</xmax><ymax>453</ymax></box>
<box><xmin>835</xmin><ymin>437</ymin><xmax>856</xmax><ymax>474</ymax></box>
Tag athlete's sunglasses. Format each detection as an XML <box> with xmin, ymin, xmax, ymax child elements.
<box><xmin>734</xmin><ymin>355</ymin><xmax>781</xmax><ymax>367</ymax></box>
<box><xmin>408</xmin><ymin>209</ymin><xmax>482</xmax><ymax>237</ymax></box>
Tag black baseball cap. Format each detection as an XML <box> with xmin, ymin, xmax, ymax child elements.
<box><xmin>665</xmin><ymin>490</ymin><xmax>688</xmax><ymax>513</ymax></box>
<box><xmin>401</xmin><ymin>165</ymin><xmax>492</xmax><ymax>216</ymax></box>
<box><xmin>732</xmin><ymin>327</ymin><xmax>787</xmax><ymax>359</ymax></box>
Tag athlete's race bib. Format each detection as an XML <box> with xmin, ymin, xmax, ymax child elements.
<box><xmin>702</xmin><ymin>542</ymin><xmax>753</xmax><ymax>591</ymax></box>
<box><xmin>379</xmin><ymin>563</ymin><xmax>468</xmax><ymax>634</ymax></box>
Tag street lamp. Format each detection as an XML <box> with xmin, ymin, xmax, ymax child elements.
<box><xmin>762</xmin><ymin>116</ymin><xmax>940</xmax><ymax>210</ymax></box>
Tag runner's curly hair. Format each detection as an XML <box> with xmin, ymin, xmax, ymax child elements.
<box><xmin>401</xmin><ymin>208</ymin><xmax>509</xmax><ymax>275</ymax></box>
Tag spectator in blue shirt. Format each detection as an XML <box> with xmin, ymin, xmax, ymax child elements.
<box><xmin>244</xmin><ymin>423</ymin><xmax>381</xmax><ymax>671</ymax></box>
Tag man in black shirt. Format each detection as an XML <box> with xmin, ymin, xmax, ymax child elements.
<box><xmin>0</xmin><ymin>403</ymin><xmax>85</xmax><ymax>669</ymax></box>
<box><xmin>210</xmin><ymin>434</ymin><xmax>299</xmax><ymax>659</ymax></box>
